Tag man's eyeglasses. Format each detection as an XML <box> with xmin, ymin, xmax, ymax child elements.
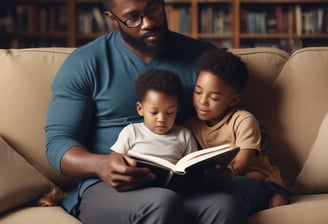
<box><xmin>109</xmin><ymin>2</ymin><xmax>164</xmax><ymax>28</ymax></box>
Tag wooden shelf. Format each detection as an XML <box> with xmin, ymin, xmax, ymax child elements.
<box><xmin>1</xmin><ymin>0</ymin><xmax>328</xmax><ymax>51</ymax></box>
<box><xmin>198</xmin><ymin>33</ymin><xmax>233</xmax><ymax>38</ymax></box>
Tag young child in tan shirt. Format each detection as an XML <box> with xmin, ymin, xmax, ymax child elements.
<box><xmin>187</xmin><ymin>49</ymin><xmax>289</xmax><ymax>210</ymax></box>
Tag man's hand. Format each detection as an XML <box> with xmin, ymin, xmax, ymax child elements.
<box><xmin>96</xmin><ymin>151</ymin><xmax>156</xmax><ymax>191</ymax></box>
<box><xmin>61</xmin><ymin>147</ymin><xmax>155</xmax><ymax>192</ymax></box>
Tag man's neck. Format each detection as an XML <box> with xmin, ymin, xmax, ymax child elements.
<box><xmin>120</xmin><ymin>34</ymin><xmax>168</xmax><ymax>64</ymax></box>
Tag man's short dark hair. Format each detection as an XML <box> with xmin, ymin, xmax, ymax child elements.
<box><xmin>102</xmin><ymin>0</ymin><xmax>114</xmax><ymax>10</ymax></box>
<box><xmin>136</xmin><ymin>69</ymin><xmax>183</xmax><ymax>103</ymax></box>
<box><xmin>196</xmin><ymin>48</ymin><xmax>248</xmax><ymax>93</ymax></box>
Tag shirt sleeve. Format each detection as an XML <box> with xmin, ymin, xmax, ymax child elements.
<box><xmin>110</xmin><ymin>124</ymin><xmax>133</xmax><ymax>154</ymax></box>
<box><xmin>234</xmin><ymin>115</ymin><xmax>262</xmax><ymax>154</ymax></box>
<box><xmin>45</xmin><ymin>52</ymin><xmax>95</xmax><ymax>173</ymax></box>
<box><xmin>183</xmin><ymin>129</ymin><xmax>198</xmax><ymax>156</ymax></box>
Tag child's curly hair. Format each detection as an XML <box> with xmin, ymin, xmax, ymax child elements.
<box><xmin>196</xmin><ymin>48</ymin><xmax>249</xmax><ymax>93</ymax></box>
<box><xmin>136</xmin><ymin>69</ymin><xmax>183</xmax><ymax>103</ymax></box>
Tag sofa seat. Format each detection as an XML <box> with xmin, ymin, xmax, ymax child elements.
<box><xmin>250</xmin><ymin>194</ymin><xmax>328</xmax><ymax>224</ymax></box>
<box><xmin>0</xmin><ymin>207</ymin><xmax>80</xmax><ymax>224</ymax></box>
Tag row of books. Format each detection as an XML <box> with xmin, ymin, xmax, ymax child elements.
<box><xmin>77</xmin><ymin>7</ymin><xmax>114</xmax><ymax>34</ymax></box>
<box><xmin>0</xmin><ymin>4</ymin><xmax>114</xmax><ymax>34</ymax></box>
<box><xmin>240</xmin><ymin>38</ymin><xmax>300</xmax><ymax>52</ymax></box>
<box><xmin>199</xmin><ymin>6</ymin><xmax>230</xmax><ymax>34</ymax></box>
<box><xmin>165</xmin><ymin>5</ymin><xmax>230</xmax><ymax>34</ymax></box>
<box><xmin>0</xmin><ymin>5</ymin><xmax>67</xmax><ymax>33</ymax></box>
<box><xmin>208</xmin><ymin>39</ymin><xmax>233</xmax><ymax>49</ymax></box>
<box><xmin>295</xmin><ymin>5</ymin><xmax>328</xmax><ymax>34</ymax></box>
<box><xmin>241</xmin><ymin>5</ymin><xmax>328</xmax><ymax>34</ymax></box>
<box><xmin>165</xmin><ymin>5</ymin><xmax>191</xmax><ymax>34</ymax></box>
<box><xmin>240</xmin><ymin>37</ymin><xmax>328</xmax><ymax>52</ymax></box>
<box><xmin>208</xmin><ymin>36</ymin><xmax>328</xmax><ymax>53</ymax></box>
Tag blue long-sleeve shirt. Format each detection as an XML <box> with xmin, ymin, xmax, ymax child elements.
<box><xmin>45</xmin><ymin>30</ymin><xmax>217</xmax><ymax>212</ymax></box>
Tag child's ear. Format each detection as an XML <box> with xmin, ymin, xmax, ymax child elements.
<box><xmin>230</xmin><ymin>94</ymin><xmax>241</xmax><ymax>107</ymax></box>
<box><xmin>136</xmin><ymin>102</ymin><xmax>144</xmax><ymax>116</ymax></box>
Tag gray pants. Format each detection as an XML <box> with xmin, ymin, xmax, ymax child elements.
<box><xmin>78</xmin><ymin>182</ymin><xmax>246</xmax><ymax>224</ymax></box>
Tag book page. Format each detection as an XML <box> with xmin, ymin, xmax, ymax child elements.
<box><xmin>127</xmin><ymin>150</ymin><xmax>177</xmax><ymax>171</ymax></box>
<box><xmin>174</xmin><ymin>146</ymin><xmax>238</xmax><ymax>173</ymax></box>
<box><xmin>128</xmin><ymin>144</ymin><xmax>237</xmax><ymax>175</ymax></box>
<box><xmin>176</xmin><ymin>144</ymin><xmax>231</xmax><ymax>166</ymax></box>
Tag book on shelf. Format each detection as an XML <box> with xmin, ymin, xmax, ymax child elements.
<box><xmin>128</xmin><ymin>144</ymin><xmax>239</xmax><ymax>190</ymax></box>
<box><xmin>199</xmin><ymin>6</ymin><xmax>230</xmax><ymax>34</ymax></box>
<box><xmin>294</xmin><ymin>5</ymin><xmax>328</xmax><ymax>35</ymax></box>
<box><xmin>322</xmin><ymin>7</ymin><xmax>328</xmax><ymax>33</ymax></box>
<box><xmin>77</xmin><ymin>6</ymin><xmax>113</xmax><ymax>33</ymax></box>
<box><xmin>165</xmin><ymin>5</ymin><xmax>191</xmax><ymax>34</ymax></box>
<box><xmin>276</xmin><ymin>5</ymin><xmax>284</xmax><ymax>33</ymax></box>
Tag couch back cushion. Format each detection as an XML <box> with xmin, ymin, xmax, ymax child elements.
<box><xmin>231</xmin><ymin>47</ymin><xmax>328</xmax><ymax>188</ymax></box>
<box><xmin>0</xmin><ymin>137</ymin><xmax>51</xmax><ymax>213</ymax></box>
<box><xmin>0</xmin><ymin>48</ymin><xmax>76</xmax><ymax>188</ymax></box>
<box><xmin>295</xmin><ymin>112</ymin><xmax>328</xmax><ymax>193</ymax></box>
<box><xmin>230</xmin><ymin>48</ymin><xmax>289</xmax><ymax>120</ymax></box>
<box><xmin>268</xmin><ymin>47</ymin><xmax>328</xmax><ymax>188</ymax></box>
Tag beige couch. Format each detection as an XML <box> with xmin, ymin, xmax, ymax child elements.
<box><xmin>0</xmin><ymin>47</ymin><xmax>328</xmax><ymax>224</ymax></box>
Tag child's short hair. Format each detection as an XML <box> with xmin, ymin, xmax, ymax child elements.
<box><xmin>136</xmin><ymin>69</ymin><xmax>183</xmax><ymax>103</ymax></box>
<box><xmin>196</xmin><ymin>48</ymin><xmax>248</xmax><ymax>93</ymax></box>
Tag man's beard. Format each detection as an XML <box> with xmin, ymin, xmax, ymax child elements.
<box><xmin>119</xmin><ymin>21</ymin><xmax>169</xmax><ymax>57</ymax></box>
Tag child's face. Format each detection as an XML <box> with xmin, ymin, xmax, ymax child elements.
<box><xmin>193</xmin><ymin>71</ymin><xmax>240</xmax><ymax>126</ymax></box>
<box><xmin>136</xmin><ymin>90</ymin><xmax>178</xmax><ymax>135</ymax></box>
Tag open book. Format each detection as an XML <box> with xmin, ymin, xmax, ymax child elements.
<box><xmin>128</xmin><ymin>144</ymin><xmax>239</xmax><ymax>189</ymax></box>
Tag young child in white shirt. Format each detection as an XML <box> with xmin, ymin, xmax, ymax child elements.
<box><xmin>111</xmin><ymin>68</ymin><xmax>198</xmax><ymax>165</ymax></box>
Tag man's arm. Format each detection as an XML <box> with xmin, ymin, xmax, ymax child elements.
<box><xmin>45</xmin><ymin>54</ymin><xmax>154</xmax><ymax>191</ymax></box>
<box><xmin>61</xmin><ymin>147</ymin><xmax>155</xmax><ymax>191</ymax></box>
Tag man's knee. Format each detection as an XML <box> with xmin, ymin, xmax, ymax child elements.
<box><xmin>79</xmin><ymin>185</ymin><xmax>184</xmax><ymax>224</ymax></box>
<box><xmin>135</xmin><ymin>188</ymin><xmax>184</xmax><ymax>224</ymax></box>
<box><xmin>143</xmin><ymin>188</ymin><xmax>183</xmax><ymax>210</ymax></box>
<box><xmin>184</xmin><ymin>192</ymin><xmax>247</xmax><ymax>224</ymax></box>
<box><xmin>204</xmin><ymin>193</ymin><xmax>246</xmax><ymax>224</ymax></box>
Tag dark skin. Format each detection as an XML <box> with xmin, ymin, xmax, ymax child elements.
<box><xmin>61</xmin><ymin>147</ymin><xmax>154</xmax><ymax>191</ymax></box>
<box><xmin>60</xmin><ymin>0</ymin><xmax>230</xmax><ymax>192</ymax></box>
<box><xmin>105</xmin><ymin>0</ymin><xmax>169</xmax><ymax>62</ymax></box>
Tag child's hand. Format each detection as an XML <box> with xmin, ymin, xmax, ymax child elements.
<box><xmin>203</xmin><ymin>164</ymin><xmax>233</xmax><ymax>189</ymax></box>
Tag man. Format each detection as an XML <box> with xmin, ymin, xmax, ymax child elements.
<box><xmin>45</xmin><ymin>0</ymin><xmax>247</xmax><ymax>223</ymax></box>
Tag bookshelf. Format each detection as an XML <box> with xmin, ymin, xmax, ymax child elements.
<box><xmin>237</xmin><ymin>0</ymin><xmax>328</xmax><ymax>51</ymax></box>
<box><xmin>1</xmin><ymin>0</ymin><xmax>328</xmax><ymax>51</ymax></box>
<box><xmin>0</xmin><ymin>0</ymin><xmax>112</xmax><ymax>48</ymax></box>
<box><xmin>165</xmin><ymin>0</ymin><xmax>235</xmax><ymax>48</ymax></box>
<box><xmin>0</xmin><ymin>0</ymin><xmax>70</xmax><ymax>48</ymax></box>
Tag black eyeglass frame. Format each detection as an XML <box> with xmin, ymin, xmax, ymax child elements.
<box><xmin>108</xmin><ymin>1</ymin><xmax>165</xmax><ymax>28</ymax></box>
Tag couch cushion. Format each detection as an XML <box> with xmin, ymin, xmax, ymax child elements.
<box><xmin>230</xmin><ymin>47</ymin><xmax>289</xmax><ymax>121</ymax></box>
<box><xmin>249</xmin><ymin>194</ymin><xmax>328</xmax><ymax>224</ymax></box>
<box><xmin>0</xmin><ymin>137</ymin><xmax>51</xmax><ymax>213</ymax></box>
<box><xmin>0</xmin><ymin>48</ymin><xmax>76</xmax><ymax>189</ymax></box>
<box><xmin>294</xmin><ymin>113</ymin><xmax>328</xmax><ymax>193</ymax></box>
<box><xmin>263</xmin><ymin>47</ymin><xmax>328</xmax><ymax>187</ymax></box>
<box><xmin>0</xmin><ymin>206</ymin><xmax>81</xmax><ymax>224</ymax></box>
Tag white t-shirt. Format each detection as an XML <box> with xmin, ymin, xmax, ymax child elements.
<box><xmin>111</xmin><ymin>123</ymin><xmax>198</xmax><ymax>164</ymax></box>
